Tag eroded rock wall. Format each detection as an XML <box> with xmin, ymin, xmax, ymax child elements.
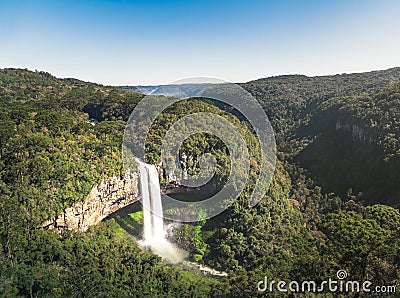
<box><xmin>44</xmin><ymin>171</ymin><xmax>139</xmax><ymax>232</ymax></box>
<box><xmin>336</xmin><ymin>120</ymin><xmax>374</xmax><ymax>142</ymax></box>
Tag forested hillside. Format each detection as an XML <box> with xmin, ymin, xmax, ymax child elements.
<box><xmin>0</xmin><ymin>69</ymin><xmax>229</xmax><ymax>297</ymax></box>
<box><xmin>0</xmin><ymin>68</ymin><xmax>144</xmax><ymax>121</ymax></box>
<box><xmin>242</xmin><ymin>68</ymin><xmax>400</xmax><ymax>205</ymax></box>
<box><xmin>242</xmin><ymin>67</ymin><xmax>400</xmax><ymax>143</ymax></box>
<box><xmin>0</xmin><ymin>68</ymin><xmax>399</xmax><ymax>297</ymax></box>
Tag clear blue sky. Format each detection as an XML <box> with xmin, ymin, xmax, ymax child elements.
<box><xmin>1</xmin><ymin>0</ymin><xmax>400</xmax><ymax>85</ymax></box>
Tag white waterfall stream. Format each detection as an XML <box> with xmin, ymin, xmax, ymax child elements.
<box><xmin>137</xmin><ymin>159</ymin><xmax>188</xmax><ymax>263</ymax></box>
<box><xmin>138</xmin><ymin>160</ymin><xmax>164</xmax><ymax>244</ymax></box>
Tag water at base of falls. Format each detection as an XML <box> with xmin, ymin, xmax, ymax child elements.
<box><xmin>137</xmin><ymin>159</ymin><xmax>188</xmax><ymax>263</ymax></box>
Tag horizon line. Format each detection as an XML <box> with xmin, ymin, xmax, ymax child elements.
<box><xmin>2</xmin><ymin>65</ymin><xmax>400</xmax><ymax>87</ymax></box>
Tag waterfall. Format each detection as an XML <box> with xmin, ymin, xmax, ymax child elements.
<box><xmin>137</xmin><ymin>159</ymin><xmax>188</xmax><ymax>263</ymax></box>
<box><xmin>137</xmin><ymin>160</ymin><xmax>165</xmax><ymax>244</ymax></box>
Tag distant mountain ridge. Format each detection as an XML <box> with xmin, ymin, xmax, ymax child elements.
<box><xmin>122</xmin><ymin>85</ymin><xmax>159</xmax><ymax>94</ymax></box>
<box><xmin>121</xmin><ymin>83</ymin><xmax>219</xmax><ymax>96</ymax></box>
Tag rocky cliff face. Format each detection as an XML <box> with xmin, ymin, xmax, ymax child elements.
<box><xmin>336</xmin><ymin>120</ymin><xmax>374</xmax><ymax>142</ymax></box>
<box><xmin>44</xmin><ymin>171</ymin><xmax>139</xmax><ymax>232</ymax></box>
<box><xmin>158</xmin><ymin>153</ymin><xmax>196</xmax><ymax>183</ymax></box>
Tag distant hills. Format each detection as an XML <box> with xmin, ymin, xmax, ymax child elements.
<box><xmin>121</xmin><ymin>85</ymin><xmax>158</xmax><ymax>94</ymax></box>
<box><xmin>121</xmin><ymin>83</ymin><xmax>219</xmax><ymax>96</ymax></box>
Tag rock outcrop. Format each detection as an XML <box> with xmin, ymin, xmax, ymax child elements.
<box><xmin>158</xmin><ymin>153</ymin><xmax>196</xmax><ymax>183</ymax></box>
<box><xmin>336</xmin><ymin>120</ymin><xmax>374</xmax><ymax>142</ymax></box>
<box><xmin>44</xmin><ymin>171</ymin><xmax>139</xmax><ymax>232</ymax></box>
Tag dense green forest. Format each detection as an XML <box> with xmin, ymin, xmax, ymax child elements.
<box><xmin>242</xmin><ymin>68</ymin><xmax>400</xmax><ymax>204</ymax></box>
<box><xmin>0</xmin><ymin>68</ymin><xmax>399</xmax><ymax>297</ymax></box>
<box><xmin>0</xmin><ymin>69</ymin><xmax>231</xmax><ymax>297</ymax></box>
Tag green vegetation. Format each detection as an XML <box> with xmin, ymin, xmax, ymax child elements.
<box><xmin>291</xmin><ymin>84</ymin><xmax>400</xmax><ymax>204</ymax></box>
<box><xmin>129</xmin><ymin>211</ymin><xmax>143</xmax><ymax>224</ymax></box>
<box><xmin>0</xmin><ymin>68</ymin><xmax>399</xmax><ymax>297</ymax></box>
<box><xmin>242</xmin><ymin>68</ymin><xmax>400</xmax><ymax>204</ymax></box>
<box><xmin>242</xmin><ymin>67</ymin><xmax>400</xmax><ymax>144</ymax></box>
<box><xmin>0</xmin><ymin>220</ymin><xmax>227</xmax><ymax>297</ymax></box>
<box><xmin>0</xmin><ymin>69</ymin><xmax>227</xmax><ymax>297</ymax></box>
